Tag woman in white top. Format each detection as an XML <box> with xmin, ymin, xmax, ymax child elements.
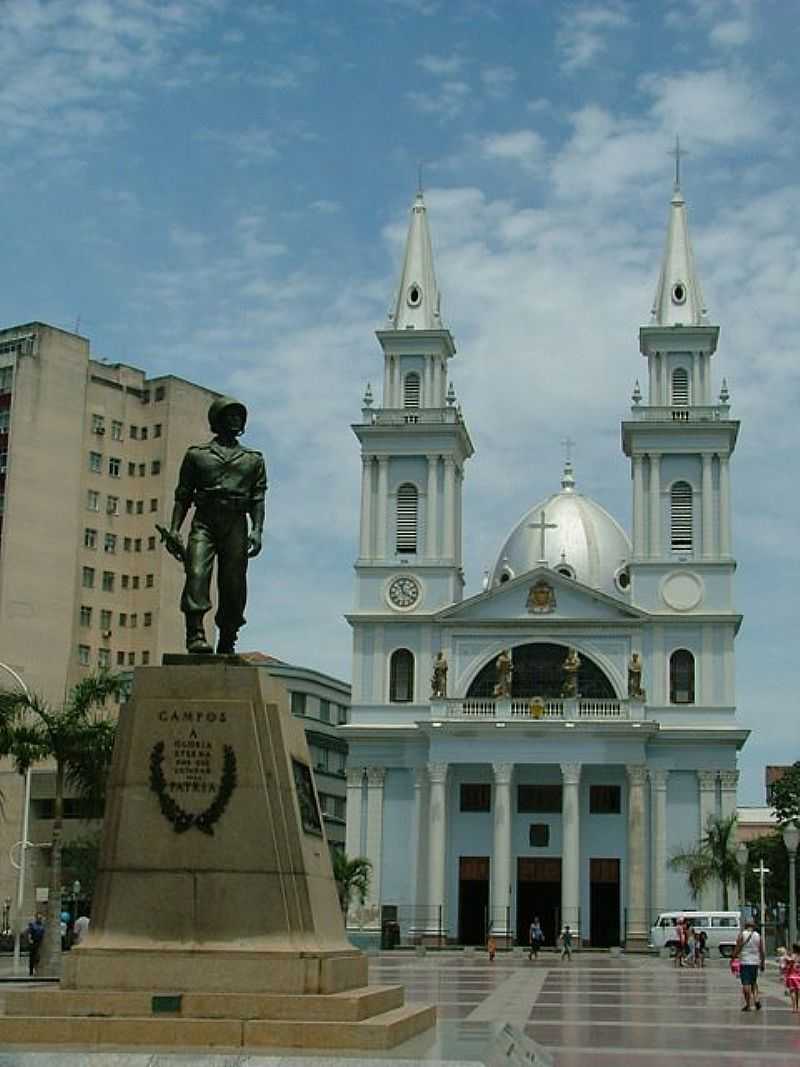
<box><xmin>732</xmin><ymin>919</ymin><xmax>765</xmax><ymax>1011</ymax></box>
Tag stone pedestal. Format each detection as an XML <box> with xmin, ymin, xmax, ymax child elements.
<box><xmin>1</xmin><ymin>663</ymin><xmax>433</xmax><ymax>1050</ymax></box>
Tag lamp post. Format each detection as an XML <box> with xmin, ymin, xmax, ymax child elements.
<box><xmin>752</xmin><ymin>858</ymin><xmax>770</xmax><ymax>940</ymax></box>
<box><xmin>736</xmin><ymin>841</ymin><xmax>749</xmax><ymax>921</ymax></box>
<box><xmin>0</xmin><ymin>661</ymin><xmax>32</xmax><ymax>975</ymax></box>
<box><xmin>782</xmin><ymin>823</ymin><xmax>800</xmax><ymax>948</ymax></box>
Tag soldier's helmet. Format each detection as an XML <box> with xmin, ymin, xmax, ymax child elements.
<box><xmin>208</xmin><ymin>396</ymin><xmax>248</xmax><ymax>433</ymax></box>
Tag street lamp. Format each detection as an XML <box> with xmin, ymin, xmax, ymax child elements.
<box><xmin>0</xmin><ymin>661</ymin><xmax>32</xmax><ymax>975</ymax></box>
<box><xmin>736</xmin><ymin>841</ymin><xmax>749</xmax><ymax>921</ymax></box>
<box><xmin>782</xmin><ymin>823</ymin><xmax>800</xmax><ymax>948</ymax></box>
<box><xmin>752</xmin><ymin>858</ymin><xmax>770</xmax><ymax>943</ymax></box>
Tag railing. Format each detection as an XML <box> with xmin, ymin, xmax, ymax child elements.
<box><xmin>629</xmin><ymin>404</ymin><xmax>730</xmax><ymax>422</ymax></box>
<box><xmin>437</xmin><ymin>697</ymin><xmax>630</xmax><ymax>721</ymax></box>
<box><xmin>364</xmin><ymin>407</ymin><xmax>463</xmax><ymax>427</ymax></box>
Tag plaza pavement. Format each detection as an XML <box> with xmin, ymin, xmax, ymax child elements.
<box><xmin>0</xmin><ymin>950</ymin><xmax>798</xmax><ymax>1065</ymax></box>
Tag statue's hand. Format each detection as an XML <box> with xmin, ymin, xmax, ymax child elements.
<box><xmin>247</xmin><ymin>531</ymin><xmax>263</xmax><ymax>558</ymax></box>
<box><xmin>156</xmin><ymin>523</ymin><xmax>186</xmax><ymax>563</ymax></box>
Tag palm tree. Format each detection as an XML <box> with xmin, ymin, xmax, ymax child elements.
<box><xmin>0</xmin><ymin>671</ymin><xmax>125</xmax><ymax>975</ymax></box>
<box><xmin>332</xmin><ymin>851</ymin><xmax>372</xmax><ymax>915</ymax></box>
<box><xmin>669</xmin><ymin>812</ymin><xmax>740</xmax><ymax>909</ymax></box>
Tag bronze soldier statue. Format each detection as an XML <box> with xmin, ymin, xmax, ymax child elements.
<box><xmin>160</xmin><ymin>396</ymin><xmax>267</xmax><ymax>655</ymax></box>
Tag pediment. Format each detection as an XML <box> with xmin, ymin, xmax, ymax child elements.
<box><xmin>436</xmin><ymin>566</ymin><xmax>646</xmax><ymax>624</ymax></box>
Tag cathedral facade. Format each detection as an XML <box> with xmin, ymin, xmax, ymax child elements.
<box><xmin>342</xmin><ymin>181</ymin><xmax>747</xmax><ymax>948</ymax></box>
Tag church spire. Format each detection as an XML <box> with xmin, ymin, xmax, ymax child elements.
<box><xmin>650</xmin><ymin>157</ymin><xmax>707</xmax><ymax>328</ymax></box>
<box><xmin>388</xmin><ymin>191</ymin><xmax>443</xmax><ymax>331</ymax></box>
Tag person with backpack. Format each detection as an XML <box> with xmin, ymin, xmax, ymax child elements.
<box><xmin>559</xmin><ymin>924</ymin><xmax>573</xmax><ymax>961</ymax></box>
<box><xmin>528</xmin><ymin>917</ymin><xmax>544</xmax><ymax>960</ymax></box>
<box><xmin>26</xmin><ymin>913</ymin><xmax>45</xmax><ymax>977</ymax></box>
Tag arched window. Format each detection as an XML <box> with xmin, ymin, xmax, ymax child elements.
<box><xmin>396</xmin><ymin>483</ymin><xmax>418</xmax><ymax>553</ymax></box>
<box><xmin>390</xmin><ymin>649</ymin><xmax>414</xmax><ymax>703</ymax></box>
<box><xmin>670</xmin><ymin>649</ymin><xmax>695</xmax><ymax>704</ymax></box>
<box><xmin>671</xmin><ymin>367</ymin><xmax>690</xmax><ymax>406</ymax></box>
<box><xmin>670</xmin><ymin>481</ymin><xmax>693</xmax><ymax>551</ymax></box>
<box><xmin>403</xmin><ymin>372</ymin><xmax>421</xmax><ymax>409</ymax></box>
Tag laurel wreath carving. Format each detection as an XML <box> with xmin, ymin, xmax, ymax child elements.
<box><xmin>149</xmin><ymin>740</ymin><xmax>237</xmax><ymax>835</ymax></box>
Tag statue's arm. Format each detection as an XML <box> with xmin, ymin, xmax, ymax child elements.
<box><xmin>247</xmin><ymin>455</ymin><xmax>268</xmax><ymax>556</ymax></box>
<box><xmin>170</xmin><ymin>452</ymin><xmax>196</xmax><ymax>534</ymax></box>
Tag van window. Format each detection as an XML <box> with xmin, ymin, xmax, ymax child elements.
<box><xmin>711</xmin><ymin>916</ymin><xmax>738</xmax><ymax>928</ymax></box>
<box><xmin>691</xmin><ymin>916</ymin><xmax>710</xmax><ymax>928</ymax></box>
<box><xmin>659</xmin><ymin>917</ymin><xmax>675</xmax><ymax>928</ymax></box>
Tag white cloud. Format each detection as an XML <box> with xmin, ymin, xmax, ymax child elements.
<box><xmin>417</xmin><ymin>53</ymin><xmax>464</xmax><ymax>77</ymax></box>
<box><xmin>480</xmin><ymin>65</ymin><xmax>517</xmax><ymax>98</ymax></box>
<box><xmin>666</xmin><ymin>0</ymin><xmax>755</xmax><ymax>49</ymax></box>
<box><xmin>196</xmin><ymin>127</ymin><xmax>280</xmax><ymax>166</ymax></box>
<box><xmin>557</xmin><ymin>3</ymin><xmax>632</xmax><ymax>74</ymax></box>
<box><xmin>480</xmin><ymin>129</ymin><xmax>546</xmax><ymax>172</ymax></box>
<box><xmin>407</xmin><ymin>80</ymin><xmax>471</xmax><ymax>121</ymax></box>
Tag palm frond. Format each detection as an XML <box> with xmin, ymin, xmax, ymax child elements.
<box><xmin>66</xmin><ymin>672</ymin><xmax>127</xmax><ymax>718</ymax></box>
<box><xmin>64</xmin><ymin>719</ymin><xmax>117</xmax><ymax>812</ymax></box>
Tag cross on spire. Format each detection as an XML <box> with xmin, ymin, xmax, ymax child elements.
<box><xmin>669</xmin><ymin>135</ymin><xmax>688</xmax><ymax>189</ymax></box>
<box><xmin>561</xmin><ymin>436</ymin><xmax>575</xmax><ymax>465</ymax></box>
<box><xmin>528</xmin><ymin>510</ymin><xmax>558</xmax><ymax>563</ymax></box>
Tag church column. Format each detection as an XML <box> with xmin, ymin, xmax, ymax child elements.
<box><xmin>633</xmin><ymin>454</ymin><xmax>645</xmax><ymax>558</ymax></box>
<box><xmin>410</xmin><ymin>766</ymin><xmax>428</xmax><ymax>932</ymax></box>
<box><xmin>719</xmin><ymin>770</ymin><xmax>740</xmax><ymax>907</ymax></box>
<box><xmin>376</xmin><ymin>457</ymin><xmax>389</xmax><ymax>559</ymax></box>
<box><xmin>427</xmin><ymin>762</ymin><xmax>449</xmax><ymax>938</ymax></box>
<box><xmin>692</xmin><ymin>355</ymin><xmax>701</xmax><ymax>407</ymax></box>
<box><xmin>359</xmin><ymin>456</ymin><xmax>373</xmax><ymax>559</ymax></box>
<box><xmin>648</xmin><ymin>356</ymin><xmax>657</xmax><ymax>406</ymax></box>
<box><xmin>491</xmin><ymin>762</ymin><xmax>514</xmax><ymax>943</ymax></box>
<box><xmin>345</xmin><ymin>768</ymin><xmax>365</xmax><ymax>923</ymax></box>
<box><xmin>425</xmin><ymin>455</ymin><xmax>438</xmax><ymax>559</ymax></box>
<box><xmin>697</xmin><ymin>769</ymin><xmax>717</xmax><ymax>909</ymax></box>
<box><xmin>560</xmin><ymin>762</ymin><xmax>581</xmax><ymax>936</ymax></box>
<box><xmin>719</xmin><ymin>454</ymin><xmax>731</xmax><ymax>556</ymax></box>
<box><xmin>650</xmin><ymin>769</ymin><xmax>668</xmax><ymax>919</ymax></box>
<box><xmin>648</xmin><ymin>453</ymin><xmax>661</xmax><ymax>557</ymax></box>
<box><xmin>701</xmin><ymin>452</ymin><xmax>713</xmax><ymax>557</ymax></box>
<box><xmin>364</xmin><ymin>767</ymin><xmax>386</xmax><ymax>924</ymax></box>
<box><xmin>626</xmin><ymin>764</ymin><xmax>649</xmax><ymax>946</ymax></box>
<box><xmin>392</xmin><ymin>357</ymin><xmax>401</xmax><ymax>407</ymax></box>
<box><xmin>443</xmin><ymin>458</ymin><xmax>455</xmax><ymax>561</ymax></box>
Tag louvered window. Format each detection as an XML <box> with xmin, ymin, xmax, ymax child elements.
<box><xmin>396</xmin><ymin>483</ymin><xmax>418</xmax><ymax>553</ymax></box>
<box><xmin>403</xmin><ymin>372</ymin><xmax>421</xmax><ymax>408</ymax></box>
<box><xmin>670</xmin><ymin>649</ymin><xmax>695</xmax><ymax>704</ymax></box>
<box><xmin>390</xmin><ymin>649</ymin><xmax>414</xmax><ymax>703</ymax></box>
<box><xmin>671</xmin><ymin>367</ymin><xmax>690</xmax><ymax>406</ymax></box>
<box><xmin>670</xmin><ymin>481</ymin><xmax>693</xmax><ymax>551</ymax></box>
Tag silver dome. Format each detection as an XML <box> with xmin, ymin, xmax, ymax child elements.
<box><xmin>490</xmin><ymin>462</ymin><xmax>631</xmax><ymax>598</ymax></box>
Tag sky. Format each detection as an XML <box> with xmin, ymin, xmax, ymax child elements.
<box><xmin>1</xmin><ymin>0</ymin><xmax>798</xmax><ymax>804</ymax></box>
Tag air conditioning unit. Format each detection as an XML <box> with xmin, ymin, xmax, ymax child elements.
<box><xmin>95</xmin><ymin>426</ymin><xmax>105</xmax><ymax>435</ymax></box>
<box><xmin>102</xmin><ymin>630</ymin><xmax>112</xmax><ymax>639</ymax></box>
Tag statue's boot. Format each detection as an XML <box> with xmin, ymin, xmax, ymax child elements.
<box><xmin>216</xmin><ymin>629</ymin><xmax>238</xmax><ymax>655</ymax></box>
<box><xmin>186</xmin><ymin>615</ymin><xmax>213</xmax><ymax>655</ymax></box>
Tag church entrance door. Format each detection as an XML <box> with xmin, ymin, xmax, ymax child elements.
<box><xmin>590</xmin><ymin>858</ymin><xmax>620</xmax><ymax>947</ymax></box>
<box><xmin>458</xmin><ymin>856</ymin><xmax>490</xmax><ymax>946</ymax></box>
<box><xmin>517</xmin><ymin>857</ymin><xmax>561</xmax><ymax>948</ymax></box>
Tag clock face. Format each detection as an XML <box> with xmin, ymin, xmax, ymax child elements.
<box><xmin>388</xmin><ymin>575</ymin><xmax>420</xmax><ymax>610</ymax></box>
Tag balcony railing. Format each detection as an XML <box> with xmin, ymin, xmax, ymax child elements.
<box><xmin>433</xmin><ymin>696</ymin><xmax>638</xmax><ymax>721</ymax></box>
<box><xmin>363</xmin><ymin>407</ymin><xmax>463</xmax><ymax>427</ymax></box>
<box><xmin>628</xmin><ymin>405</ymin><xmax>730</xmax><ymax>423</ymax></box>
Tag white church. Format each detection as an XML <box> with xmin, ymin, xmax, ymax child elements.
<box><xmin>342</xmin><ymin>175</ymin><xmax>747</xmax><ymax>948</ymax></box>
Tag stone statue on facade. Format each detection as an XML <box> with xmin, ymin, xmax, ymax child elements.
<box><xmin>430</xmin><ymin>651</ymin><xmax>448</xmax><ymax>700</ymax></box>
<box><xmin>561</xmin><ymin>647</ymin><xmax>581</xmax><ymax>697</ymax></box>
<box><xmin>628</xmin><ymin>652</ymin><xmax>646</xmax><ymax>701</ymax></box>
<box><xmin>493</xmin><ymin>649</ymin><xmax>513</xmax><ymax>698</ymax></box>
<box><xmin>159</xmin><ymin>396</ymin><xmax>267</xmax><ymax>655</ymax></box>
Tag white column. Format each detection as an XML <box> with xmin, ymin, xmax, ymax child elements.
<box><xmin>443</xmin><ymin>458</ymin><xmax>455</xmax><ymax>561</ymax></box>
<box><xmin>697</xmin><ymin>769</ymin><xmax>718</xmax><ymax>909</ymax></box>
<box><xmin>701</xmin><ymin>452</ymin><xmax>713</xmax><ymax>557</ymax></box>
<box><xmin>364</xmin><ymin>766</ymin><xmax>386</xmax><ymax>926</ymax></box>
<box><xmin>455</xmin><ymin>465</ymin><xmax>463</xmax><ymax>569</ymax></box>
<box><xmin>719</xmin><ymin>454</ymin><xmax>731</xmax><ymax>557</ymax></box>
<box><xmin>692</xmin><ymin>355</ymin><xmax>701</xmax><ymax>407</ymax></box>
<box><xmin>376</xmin><ymin>457</ymin><xmax>388</xmax><ymax>559</ymax></box>
<box><xmin>392</xmin><ymin>357</ymin><xmax>400</xmax><ymax>407</ymax></box>
<box><xmin>344</xmin><ymin>767</ymin><xmax>364</xmax><ymax>926</ymax></box>
<box><xmin>410</xmin><ymin>766</ymin><xmax>428</xmax><ymax>931</ymax></box>
<box><xmin>648</xmin><ymin>453</ymin><xmax>661</xmax><ymax>557</ymax></box>
<box><xmin>425</xmin><ymin>455</ymin><xmax>438</xmax><ymax>559</ymax></box>
<box><xmin>422</xmin><ymin>356</ymin><xmax>431</xmax><ymax>408</ymax></box>
<box><xmin>720</xmin><ymin>770</ymin><xmax>740</xmax><ymax>908</ymax></box>
<box><xmin>426</xmin><ymin>762</ymin><xmax>448</xmax><ymax>937</ymax></box>
<box><xmin>626</xmin><ymin>764</ymin><xmax>649</xmax><ymax>945</ymax></box>
<box><xmin>439</xmin><ymin>358</ymin><xmax>447</xmax><ymax>407</ymax></box>
<box><xmin>648</xmin><ymin>356</ymin><xmax>656</xmax><ymax>406</ymax></box>
<box><xmin>383</xmin><ymin>358</ymin><xmax>391</xmax><ymax>409</ymax></box>
<box><xmin>491</xmin><ymin>762</ymin><xmax>514</xmax><ymax>942</ymax></box>
<box><xmin>560</xmin><ymin>762</ymin><xmax>581</xmax><ymax>937</ymax></box>
<box><xmin>656</xmin><ymin>353</ymin><xmax>664</xmax><ymax>405</ymax></box>
<box><xmin>359</xmin><ymin>456</ymin><xmax>373</xmax><ymax>559</ymax></box>
<box><xmin>633</xmin><ymin>454</ymin><xmax>645</xmax><ymax>558</ymax></box>
<box><xmin>650</xmin><ymin>769</ymin><xmax>668</xmax><ymax>919</ymax></box>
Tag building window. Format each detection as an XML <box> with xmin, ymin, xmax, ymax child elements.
<box><xmin>104</xmin><ymin>533</ymin><xmax>117</xmax><ymax>554</ymax></box>
<box><xmin>147</xmin><ymin>536</ymin><xmax>156</xmax><ymax>551</ymax></box>
<box><xmin>138</xmin><ymin>463</ymin><xmax>146</xmax><ymax>477</ymax></box>
<box><xmin>132</xmin><ymin>576</ymin><xmax>140</xmax><ymax>589</ymax></box>
<box><xmin>130</xmin><ymin>613</ymin><xmax>138</xmax><ymax>627</ymax></box>
<box><xmin>134</xmin><ymin>538</ymin><xmax>142</xmax><ymax>552</ymax></box>
<box><xmin>0</xmin><ymin>410</ymin><xmax>9</xmax><ymax>432</ymax></box>
<box><xmin>291</xmin><ymin>692</ymin><xmax>306</xmax><ymax>717</ymax></box>
<box><xmin>460</xmin><ymin>783</ymin><xmax>491</xmax><ymax>812</ymax></box>
<box><xmin>670</xmin><ymin>649</ymin><xmax>695</xmax><ymax>704</ymax></box>
<box><xmin>128</xmin><ymin>462</ymin><xmax>136</xmax><ymax>477</ymax></box>
<box><xmin>84</xmin><ymin>528</ymin><xmax>97</xmax><ymax>549</ymax></box>
<box><xmin>142</xmin><ymin>651</ymin><xmax>150</xmax><ymax>665</ymax></box>
<box><xmin>155</xmin><ymin>385</ymin><xmax>165</xmax><ymax>401</ymax></box>
<box><xmin>319</xmin><ymin>699</ymin><xmax>331</xmax><ymax>723</ymax></box>
<box><xmin>589</xmin><ymin>785</ymin><xmax>621</xmax><ymax>814</ymax></box>
<box><xmin>89</xmin><ymin>451</ymin><xmax>102</xmax><ymax>473</ymax></box>
<box><xmin>91</xmin><ymin>414</ymin><xmax>105</xmax><ymax>434</ymax></box>
<box><xmin>128</xmin><ymin>652</ymin><xmax>135</xmax><ymax>665</ymax></box>
<box><xmin>151</xmin><ymin>460</ymin><xmax>161</xmax><ymax>475</ymax></box>
<box><xmin>144</xmin><ymin>612</ymin><xmax>152</xmax><ymax>627</ymax></box>
<box><xmin>671</xmin><ymin>367</ymin><xmax>690</xmax><ymax>406</ymax></box>
<box><xmin>86</xmin><ymin>490</ymin><xmax>100</xmax><ymax>512</ymax></box>
<box><xmin>116</xmin><ymin>651</ymin><xmax>125</xmax><ymax>666</ymax></box>
<box><xmin>518</xmin><ymin>784</ymin><xmax>562</xmax><ymax>813</ymax></box>
<box><xmin>0</xmin><ymin>365</ymin><xmax>13</xmax><ymax>391</ymax></box>
<box><xmin>126</xmin><ymin>499</ymin><xmax>134</xmax><ymax>514</ymax></box>
<box><xmin>337</xmin><ymin>704</ymin><xmax>348</xmax><ymax>725</ymax></box>
<box><xmin>82</xmin><ymin>566</ymin><xmax>95</xmax><ymax>588</ymax></box>
<box><xmin>130</xmin><ymin>425</ymin><xmax>139</xmax><ymax>439</ymax></box>
<box><xmin>140</xmin><ymin>427</ymin><xmax>148</xmax><ymax>441</ymax></box>
<box><xmin>98</xmin><ymin>648</ymin><xmax>111</xmax><ymax>669</ymax></box>
<box><xmin>389</xmin><ymin>648</ymin><xmax>414</xmax><ymax>702</ymax></box>
<box><xmin>154</xmin><ymin>423</ymin><xmax>162</xmax><ymax>438</ymax></box>
<box><xmin>403</xmin><ymin>371</ymin><xmax>421</xmax><ymax>408</ymax></box>
<box><xmin>121</xmin><ymin>575</ymin><xmax>129</xmax><ymax>589</ymax></box>
<box><xmin>123</xmin><ymin>537</ymin><xmax>132</xmax><ymax>551</ymax></box>
<box><xmin>79</xmin><ymin>606</ymin><xmax>92</xmax><ymax>627</ymax></box>
<box><xmin>78</xmin><ymin>644</ymin><xmax>90</xmax><ymax>666</ymax></box>
<box><xmin>111</xmin><ymin>420</ymin><xmax>123</xmax><ymax>441</ymax></box>
<box><xmin>100</xmin><ymin>609</ymin><xmax>112</xmax><ymax>630</ymax></box>
<box><xmin>108</xmin><ymin>457</ymin><xmax>121</xmax><ymax>478</ymax></box>
<box><xmin>119</xmin><ymin>613</ymin><xmax>127</xmax><ymax>627</ymax></box>
<box><xmin>106</xmin><ymin>495</ymin><xmax>119</xmax><ymax>515</ymax></box>
<box><xmin>670</xmin><ymin>481</ymin><xmax>693</xmax><ymax>551</ymax></box>
<box><xmin>136</xmin><ymin>500</ymin><xmax>144</xmax><ymax>514</ymax></box>
<box><xmin>150</xmin><ymin>497</ymin><xmax>158</xmax><ymax>512</ymax></box>
<box><xmin>529</xmin><ymin>824</ymin><xmax>550</xmax><ymax>847</ymax></box>
<box><xmin>101</xmin><ymin>571</ymin><xmax>114</xmax><ymax>592</ymax></box>
<box><xmin>146</xmin><ymin>573</ymin><xmax>154</xmax><ymax>587</ymax></box>
<box><xmin>395</xmin><ymin>483</ymin><xmax>418</xmax><ymax>554</ymax></box>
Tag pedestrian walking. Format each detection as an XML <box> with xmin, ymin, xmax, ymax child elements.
<box><xmin>694</xmin><ymin>927</ymin><xmax>707</xmax><ymax>968</ymax></box>
<box><xmin>783</xmin><ymin>943</ymin><xmax>800</xmax><ymax>1014</ymax></box>
<box><xmin>487</xmin><ymin>934</ymin><xmax>497</xmax><ymax>962</ymax></box>
<box><xmin>731</xmin><ymin>919</ymin><xmax>765</xmax><ymax>1011</ymax></box>
<box><xmin>559</xmin><ymin>924</ymin><xmax>573</xmax><ymax>961</ymax></box>
<box><xmin>528</xmin><ymin>917</ymin><xmax>544</xmax><ymax>960</ymax></box>
<box><xmin>26</xmin><ymin>913</ymin><xmax>45</xmax><ymax>977</ymax></box>
<box><xmin>72</xmin><ymin>912</ymin><xmax>90</xmax><ymax>947</ymax></box>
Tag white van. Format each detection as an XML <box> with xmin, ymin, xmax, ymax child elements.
<box><xmin>649</xmin><ymin>911</ymin><xmax>741</xmax><ymax>957</ymax></box>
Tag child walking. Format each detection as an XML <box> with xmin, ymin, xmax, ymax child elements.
<box><xmin>784</xmin><ymin>943</ymin><xmax>800</xmax><ymax>1014</ymax></box>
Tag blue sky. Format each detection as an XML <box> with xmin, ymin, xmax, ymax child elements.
<box><xmin>2</xmin><ymin>1</ymin><xmax>798</xmax><ymax>803</ymax></box>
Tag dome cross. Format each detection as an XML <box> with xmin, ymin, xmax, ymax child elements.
<box><xmin>528</xmin><ymin>510</ymin><xmax>558</xmax><ymax>564</ymax></box>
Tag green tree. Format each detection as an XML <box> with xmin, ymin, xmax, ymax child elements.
<box><xmin>769</xmin><ymin>762</ymin><xmax>800</xmax><ymax>826</ymax></box>
<box><xmin>331</xmin><ymin>851</ymin><xmax>372</xmax><ymax>914</ymax></box>
<box><xmin>0</xmin><ymin>671</ymin><xmax>124</xmax><ymax>976</ymax></box>
<box><xmin>668</xmin><ymin>813</ymin><xmax>740</xmax><ymax>909</ymax></box>
<box><xmin>61</xmin><ymin>830</ymin><xmax>104</xmax><ymax>903</ymax></box>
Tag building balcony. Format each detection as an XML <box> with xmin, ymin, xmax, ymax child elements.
<box><xmin>363</xmin><ymin>407</ymin><xmax>463</xmax><ymax>427</ymax></box>
<box><xmin>431</xmin><ymin>696</ymin><xmax>642</xmax><ymax>722</ymax></box>
<box><xmin>628</xmin><ymin>404</ymin><xmax>730</xmax><ymax>423</ymax></box>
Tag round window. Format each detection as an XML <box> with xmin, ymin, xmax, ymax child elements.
<box><xmin>615</xmin><ymin>566</ymin><xmax>631</xmax><ymax>591</ymax></box>
<box><xmin>672</xmin><ymin>282</ymin><xmax>686</xmax><ymax>305</ymax></box>
<box><xmin>407</xmin><ymin>284</ymin><xmax>422</xmax><ymax>308</ymax></box>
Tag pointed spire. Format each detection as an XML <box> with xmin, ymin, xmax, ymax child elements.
<box><xmin>650</xmin><ymin>159</ymin><xmax>707</xmax><ymax>327</ymax></box>
<box><xmin>388</xmin><ymin>191</ymin><xmax>443</xmax><ymax>331</ymax></box>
